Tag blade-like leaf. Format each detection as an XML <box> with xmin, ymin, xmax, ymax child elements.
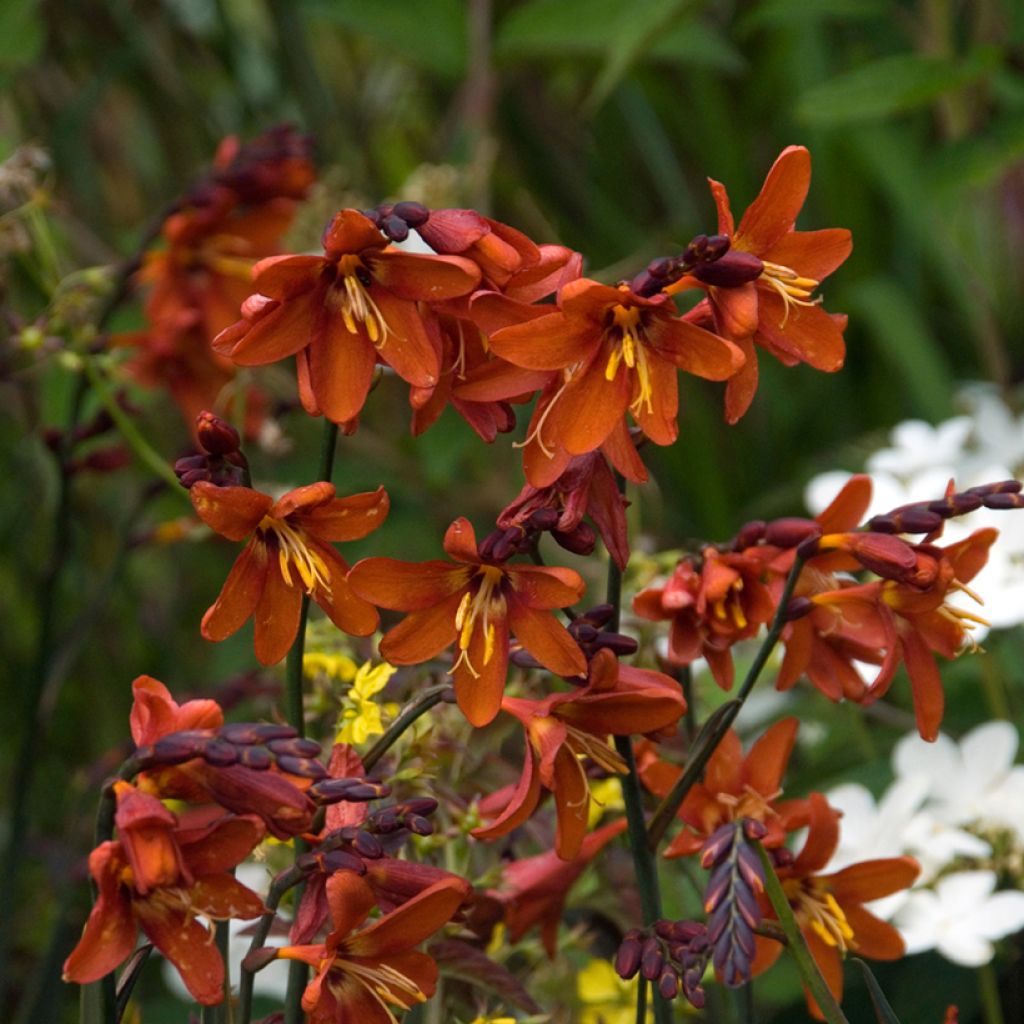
<box><xmin>852</xmin><ymin>958</ymin><xmax>904</xmax><ymax>1024</ymax></box>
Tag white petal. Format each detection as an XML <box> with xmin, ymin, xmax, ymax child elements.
<box><xmin>973</xmin><ymin>891</ymin><xmax>1024</xmax><ymax>941</ymax></box>
<box><xmin>960</xmin><ymin>721</ymin><xmax>1018</xmax><ymax>790</ymax></box>
<box><xmin>937</xmin><ymin>932</ymin><xmax>995</xmax><ymax>967</ymax></box>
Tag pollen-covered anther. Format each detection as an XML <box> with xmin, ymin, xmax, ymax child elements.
<box><xmin>451</xmin><ymin>565</ymin><xmax>506</xmax><ymax>678</ymax></box>
<box><xmin>332</xmin><ymin>254</ymin><xmax>392</xmax><ymax>346</ymax></box>
<box><xmin>788</xmin><ymin>881</ymin><xmax>855</xmax><ymax>951</ymax></box>
<box><xmin>604</xmin><ymin>303</ymin><xmax>655</xmax><ymax>416</ymax></box>
<box><xmin>331</xmin><ymin>957</ymin><xmax>426</xmax><ymax>1021</ymax></box>
<box><xmin>259</xmin><ymin>516</ymin><xmax>332</xmax><ymax>595</ymax></box>
<box><xmin>759</xmin><ymin>260</ymin><xmax>822</xmax><ymax>326</ymax></box>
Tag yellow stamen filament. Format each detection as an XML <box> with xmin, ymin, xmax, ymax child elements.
<box><xmin>718</xmin><ymin>783</ymin><xmax>781</xmax><ymax>823</ymax></box>
<box><xmin>259</xmin><ymin>516</ymin><xmax>332</xmax><ymax>596</ymax></box>
<box><xmin>330</xmin><ymin>957</ymin><xmax>426</xmax><ymax>1022</ymax></box>
<box><xmin>514</xmin><ymin>369</ymin><xmax>575</xmax><ymax>459</ymax></box>
<box><xmin>604</xmin><ymin>304</ymin><xmax>655</xmax><ymax>417</ymax></box>
<box><xmin>446</xmin><ymin>319</ymin><xmax>469</xmax><ymax>379</ymax></box>
<box><xmin>558</xmin><ymin>724</ymin><xmax>629</xmax><ymax>811</ymax></box>
<box><xmin>785</xmin><ymin>881</ymin><xmax>855</xmax><ymax>951</ymax></box>
<box><xmin>450</xmin><ymin>566</ymin><xmax>506</xmax><ymax>678</ymax></box>
<box><xmin>710</xmin><ymin>579</ymin><xmax>747</xmax><ymax>629</ymax></box>
<box><xmin>334</xmin><ymin>254</ymin><xmax>393</xmax><ymax>347</ymax></box>
<box><xmin>759</xmin><ymin>260</ymin><xmax>821</xmax><ymax>327</ymax></box>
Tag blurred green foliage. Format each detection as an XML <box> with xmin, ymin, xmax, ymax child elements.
<box><xmin>1</xmin><ymin>1</ymin><xmax>1023</xmax><ymax>1021</ymax></box>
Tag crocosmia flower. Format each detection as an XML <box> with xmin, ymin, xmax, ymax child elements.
<box><xmin>191</xmin><ymin>480</ymin><xmax>388</xmax><ymax>665</ymax></box>
<box><xmin>348</xmin><ymin>517</ymin><xmax>586</xmax><ymax>727</ymax></box>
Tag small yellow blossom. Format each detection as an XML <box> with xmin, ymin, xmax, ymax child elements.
<box><xmin>336</xmin><ymin>660</ymin><xmax>398</xmax><ymax>744</ymax></box>
<box><xmin>468</xmin><ymin>1017</ymin><xmax>516</xmax><ymax>1024</ymax></box>
<box><xmin>578</xmin><ymin>958</ymin><xmax>650</xmax><ymax>1024</ymax></box>
<box><xmin>303</xmin><ymin>650</ymin><xmax>358</xmax><ymax>682</ymax></box>
<box><xmin>587</xmin><ymin>776</ymin><xmax>625</xmax><ymax>829</ymax></box>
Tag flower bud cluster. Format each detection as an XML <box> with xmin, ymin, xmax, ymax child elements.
<box><xmin>174</xmin><ymin>411</ymin><xmax>249</xmax><ymax>488</ymax></box>
<box><xmin>868</xmin><ymin>479</ymin><xmax>1023</xmax><ymax>534</ymax></box>
<box><xmin>614</xmin><ymin>919</ymin><xmax>711</xmax><ymax>1008</ymax></box>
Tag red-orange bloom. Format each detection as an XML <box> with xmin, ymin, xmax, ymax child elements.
<box><xmin>640</xmin><ymin>718</ymin><xmax>803</xmax><ymax>859</ymax></box>
<box><xmin>347</xmin><ymin>517</ymin><xmax>587</xmax><ymax>727</ymax></box>
<box><xmin>680</xmin><ymin>146</ymin><xmax>851</xmax><ymax>423</ymax></box>
<box><xmin>491</xmin><ymin>817</ymin><xmax>627</xmax><ymax>956</ymax></box>
<box><xmin>633</xmin><ymin>545</ymin><xmax>777</xmax><ymax>691</ymax></box>
<box><xmin>63</xmin><ymin>790</ymin><xmax>265</xmax><ymax>1004</ymax></box>
<box><xmin>474</xmin><ymin>649</ymin><xmax>685</xmax><ymax>859</ymax></box>
<box><xmin>274</xmin><ymin>871</ymin><xmax>470</xmax><ymax>1024</ymax></box>
<box><xmin>482</xmin><ymin>278</ymin><xmax>743</xmax><ymax>486</ymax></box>
<box><xmin>191</xmin><ymin>480</ymin><xmax>388</xmax><ymax>665</ymax></box>
<box><xmin>753</xmin><ymin>793</ymin><xmax>918</xmax><ymax>1019</ymax></box>
<box><xmin>213</xmin><ymin>209</ymin><xmax>481</xmax><ymax>424</ymax></box>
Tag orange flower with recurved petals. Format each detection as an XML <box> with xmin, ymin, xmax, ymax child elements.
<box><xmin>347</xmin><ymin>517</ymin><xmax>587</xmax><ymax>727</ymax></box>
<box><xmin>191</xmin><ymin>480</ymin><xmax>388</xmax><ymax>665</ymax></box>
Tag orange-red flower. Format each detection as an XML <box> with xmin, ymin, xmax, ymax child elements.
<box><xmin>491</xmin><ymin>817</ymin><xmax>627</xmax><ymax>956</ymax></box>
<box><xmin>753</xmin><ymin>793</ymin><xmax>918</xmax><ymax>1019</ymax></box>
<box><xmin>191</xmin><ymin>480</ymin><xmax>388</xmax><ymax>665</ymax></box>
<box><xmin>63</xmin><ymin>787</ymin><xmax>265</xmax><ymax>1004</ymax></box>
<box><xmin>273</xmin><ymin>871</ymin><xmax>470</xmax><ymax>1024</ymax></box>
<box><xmin>678</xmin><ymin>146</ymin><xmax>851</xmax><ymax>423</ymax></box>
<box><xmin>474</xmin><ymin>649</ymin><xmax>685</xmax><ymax>859</ymax></box>
<box><xmin>213</xmin><ymin>209</ymin><xmax>481</xmax><ymax>424</ymax></box>
<box><xmin>347</xmin><ymin>517</ymin><xmax>587</xmax><ymax>727</ymax></box>
<box><xmin>481</xmin><ymin>278</ymin><xmax>743</xmax><ymax>486</ymax></box>
<box><xmin>640</xmin><ymin>718</ymin><xmax>803</xmax><ymax>859</ymax></box>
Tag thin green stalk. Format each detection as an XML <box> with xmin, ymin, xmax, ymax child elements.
<box><xmin>362</xmin><ymin>683</ymin><xmax>453</xmax><ymax>772</ymax></box>
<box><xmin>646</xmin><ymin>555</ymin><xmax>806</xmax><ymax>850</ymax></box>
<box><xmin>978</xmin><ymin>963</ymin><xmax>1006</xmax><ymax>1024</ymax></box>
<box><xmin>635</xmin><ymin>976</ymin><xmax>648</xmax><ymax>1023</ymax></box>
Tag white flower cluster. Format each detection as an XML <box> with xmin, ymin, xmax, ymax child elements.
<box><xmin>805</xmin><ymin>384</ymin><xmax>1024</xmax><ymax>636</ymax></box>
<box><xmin>826</xmin><ymin>721</ymin><xmax>1024</xmax><ymax>966</ymax></box>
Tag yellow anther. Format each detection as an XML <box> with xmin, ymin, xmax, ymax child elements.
<box><xmin>260</xmin><ymin>516</ymin><xmax>332</xmax><ymax>596</ymax></box>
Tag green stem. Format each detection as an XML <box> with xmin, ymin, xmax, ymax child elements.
<box><xmin>978</xmin><ymin>963</ymin><xmax>1006</xmax><ymax>1024</ymax></box>
<box><xmin>635</xmin><ymin>976</ymin><xmax>648</xmax><ymax>1024</ymax></box>
<box><xmin>80</xmin><ymin>357</ymin><xmax>188</xmax><ymax>497</ymax></box>
<box><xmin>362</xmin><ymin>683</ymin><xmax>453</xmax><ymax>772</ymax></box>
<box><xmin>646</xmin><ymin>555</ymin><xmax>806</xmax><ymax>850</ymax></box>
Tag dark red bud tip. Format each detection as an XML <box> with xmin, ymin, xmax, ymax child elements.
<box><xmin>196</xmin><ymin>411</ymin><xmax>241</xmax><ymax>456</ymax></box>
<box><xmin>771</xmin><ymin>847</ymin><xmax>795</xmax><ymax>868</ymax></box>
<box><xmin>147</xmin><ymin>731</ymin><xmax>214</xmax><ymax>765</ymax></box>
<box><xmin>659</xmin><ymin>967</ymin><xmax>680</xmax><ymax>1000</ymax></box>
<box><xmin>352</xmin><ymin>831</ymin><xmax>384</xmax><ymax>858</ymax></box>
<box><xmin>640</xmin><ymin>937</ymin><xmax>665</xmax><ymax>981</ymax></box>
<box><xmin>202</xmin><ymin>738</ymin><xmax>239</xmax><ymax>767</ymax></box>
<box><xmin>510</xmin><ymin>649</ymin><xmax>544</xmax><ymax>670</ymax></box>
<box><xmin>983</xmin><ymin>492</ymin><xmax>1024</xmax><ymax>510</ymax></box>
<box><xmin>949</xmin><ymin>492</ymin><xmax>984</xmax><ymax>514</ymax></box>
<box><xmin>693</xmin><ymin>250</ymin><xmax>764</xmax><ymax>288</ymax></box>
<box><xmin>268</xmin><ymin>737</ymin><xmax>322</xmax><ymax>758</ymax></box>
<box><xmin>764</xmin><ymin>517</ymin><xmax>821</xmax><ymax>549</ymax></box>
<box><xmin>795</xmin><ymin>534</ymin><xmax>823</xmax><ymax>560</ymax></box>
<box><xmin>700</xmin><ymin>822</ymin><xmax>737</xmax><ymax>868</ymax></box>
<box><xmin>733</xmin><ymin>520</ymin><xmax>766</xmax><ymax>550</ymax></box>
<box><xmin>552</xmin><ymin>522</ymin><xmax>597</xmax><ymax>556</ymax></box>
<box><xmin>967</xmin><ymin>479</ymin><xmax>1022</xmax><ymax>496</ymax></box>
<box><xmin>276</xmin><ymin>755</ymin><xmax>327</xmax><ymax>779</ymax></box>
<box><xmin>700</xmin><ymin>234</ymin><xmax>730</xmax><ymax>260</ymax></box>
<box><xmin>220</xmin><ymin>723</ymin><xmax>298</xmax><ymax>744</ymax></box>
<box><xmin>238</xmin><ymin>746</ymin><xmax>273</xmax><ymax>770</ymax></box>
<box><xmin>741</xmin><ymin>818</ymin><xmax>767</xmax><ymax>840</ymax></box>
<box><xmin>406</xmin><ymin>815</ymin><xmax>434</xmax><ymax>835</ymax></box>
<box><xmin>784</xmin><ymin>596</ymin><xmax>813</xmax><ymax>621</ymax></box>
<box><xmin>398</xmin><ymin>797</ymin><xmax>439</xmax><ymax>816</ymax></box>
<box><xmin>241</xmin><ymin>947</ymin><xmax>280</xmax><ymax>973</ymax></box>
<box><xmin>393</xmin><ymin>201</ymin><xmax>430</xmax><ymax>227</ymax></box>
<box><xmin>869</xmin><ymin>507</ymin><xmax>944</xmax><ymax>534</ymax></box>
<box><xmin>381</xmin><ymin>214</ymin><xmax>409</xmax><ymax>242</ymax></box>
<box><xmin>570</xmin><ymin>622</ymin><xmax>599</xmax><ymax>643</ymax></box>
<box><xmin>594</xmin><ymin>631</ymin><xmax>638</xmax><ymax>655</ymax></box>
<box><xmin>615</xmin><ymin>931</ymin><xmax>645</xmax><ymax>979</ymax></box>
<box><xmin>528</xmin><ymin>507</ymin><xmax>561</xmax><ymax>531</ymax></box>
<box><xmin>579</xmin><ymin>603</ymin><xmax>616</xmax><ymax>627</ymax></box>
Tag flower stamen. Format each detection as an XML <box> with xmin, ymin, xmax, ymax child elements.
<box><xmin>451</xmin><ymin>565</ymin><xmax>506</xmax><ymax>678</ymax></box>
<box><xmin>334</xmin><ymin>254</ymin><xmax>393</xmax><ymax>347</ymax></box>
<box><xmin>259</xmin><ymin>516</ymin><xmax>332</xmax><ymax>595</ymax></box>
<box><xmin>760</xmin><ymin>260</ymin><xmax>821</xmax><ymax>327</ymax></box>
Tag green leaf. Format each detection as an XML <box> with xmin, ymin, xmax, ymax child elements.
<box><xmin>796</xmin><ymin>48</ymin><xmax>1001</xmax><ymax>125</ymax></box>
<box><xmin>307</xmin><ymin>0</ymin><xmax>466</xmax><ymax>77</ymax></box>
<box><xmin>756</xmin><ymin>843</ymin><xmax>851</xmax><ymax>1024</ymax></box>
<box><xmin>844</xmin><ymin>277</ymin><xmax>955</xmax><ymax>422</ymax></box>
<box><xmin>929</xmin><ymin>113</ymin><xmax>1024</xmax><ymax>191</ymax></box>
<box><xmin>852</xmin><ymin>958</ymin><xmax>904</xmax><ymax>1024</ymax></box>
<box><xmin>741</xmin><ymin>0</ymin><xmax>885</xmax><ymax>31</ymax></box>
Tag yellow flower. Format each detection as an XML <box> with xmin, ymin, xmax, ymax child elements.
<box><xmin>587</xmin><ymin>776</ymin><xmax>625</xmax><ymax>829</ymax></box>
<box><xmin>304</xmin><ymin>650</ymin><xmax>358</xmax><ymax>682</ymax></box>
<box><xmin>468</xmin><ymin>1018</ymin><xmax>516</xmax><ymax>1024</ymax></box>
<box><xmin>336</xmin><ymin>660</ymin><xmax>398</xmax><ymax>744</ymax></box>
<box><xmin>578</xmin><ymin>958</ymin><xmax>649</xmax><ymax>1024</ymax></box>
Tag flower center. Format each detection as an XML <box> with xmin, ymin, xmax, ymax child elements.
<box><xmin>258</xmin><ymin>515</ymin><xmax>332</xmax><ymax>595</ymax></box>
<box><xmin>451</xmin><ymin>565</ymin><xmax>507</xmax><ymax>678</ymax></box>
<box><xmin>784</xmin><ymin>878</ymin><xmax>855</xmax><ymax>951</ymax></box>
<box><xmin>759</xmin><ymin>261</ymin><xmax>821</xmax><ymax>326</ymax></box>
<box><xmin>553</xmin><ymin>723</ymin><xmax>628</xmax><ymax>810</ymax></box>
<box><xmin>330</xmin><ymin>956</ymin><xmax>427</xmax><ymax>1022</ymax></box>
<box><xmin>332</xmin><ymin>254</ymin><xmax>392</xmax><ymax>347</ymax></box>
<box><xmin>717</xmin><ymin>782</ymin><xmax>780</xmax><ymax>824</ymax></box>
<box><xmin>605</xmin><ymin>303</ymin><xmax>655</xmax><ymax>417</ymax></box>
<box><xmin>709</xmin><ymin>576</ymin><xmax>748</xmax><ymax>631</ymax></box>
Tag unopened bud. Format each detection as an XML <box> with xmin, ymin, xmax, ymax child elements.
<box><xmin>241</xmin><ymin>947</ymin><xmax>280</xmax><ymax>973</ymax></box>
<box><xmin>764</xmin><ymin>517</ymin><xmax>821</xmax><ymax>549</ymax></box>
<box><xmin>276</xmin><ymin>755</ymin><xmax>327</xmax><ymax>780</ymax></box>
<box><xmin>393</xmin><ymin>201</ymin><xmax>430</xmax><ymax>227</ymax></box>
<box><xmin>967</xmin><ymin>479</ymin><xmax>1021</xmax><ymax>496</ymax></box>
<box><xmin>196</xmin><ymin>411</ymin><xmax>241</xmax><ymax>455</ymax></box>
<box><xmin>785</xmin><ymin>596</ymin><xmax>814</xmax><ymax>621</ymax></box>
<box><xmin>733</xmin><ymin>520</ymin><xmax>766</xmax><ymax>550</ymax></box>
<box><xmin>406</xmin><ymin>815</ymin><xmax>433</xmax><ymax>835</ymax></box>
<box><xmin>640</xmin><ymin>937</ymin><xmax>664</xmax><ymax>981</ymax></box>
<box><xmin>238</xmin><ymin>746</ymin><xmax>273</xmax><ymax>770</ymax></box>
<box><xmin>219</xmin><ymin>723</ymin><xmax>297</xmax><ymax>745</ymax></box>
<box><xmin>658</xmin><ymin>966</ymin><xmax>680</xmax><ymax>1000</ymax></box>
<box><xmin>592</xmin><ymin>631</ymin><xmax>638</xmax><ymax>656</ymax></box>
<box><xmin>268</xmin><ymin>737</ymin><xmax>322</xmax><ymax>759</ymax></box>
<box><xmin>984</xmin><ymin>492</ymin><xmax>1024</xmax><ymax>510</ymax></box>
<box><xmin>148</xmin><ymin>731</ymin><xmax>212</xmax><ymax>765</ymax></box>
<box><xmin>381</xmin><ymin>214</ymin><xmax>409</xmax><ymax>241</ymax></box>
<box><xmin>693</xmin><ymin>250</ymin><xmax>764</xmax><ymax>288</ymax></box>
<box><xmin>552</xmin><ymin>521</ymin><xmax>597</xmax><ymax>557</ymax></box>
<box><xmin>615</xmin><ymin>931</ymin><xmax>644</xmax><ymax>979</ymax></box>
<box><xmin>352</xmin><ymin>830</ymin><xmax>384</xmax><ymax>858</ymax></box>
<box><xmin>202</xmin><ymin>739</ymin><xmax>239</xmax><ymax>767</ymax></box>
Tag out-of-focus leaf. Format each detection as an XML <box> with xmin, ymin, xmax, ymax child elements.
<box><xmin>929</xmin><ymin>113</ymin><xmax>1024</xmax><ymax>190</ymax></box>
<box><xmin>852</xmin><ymin>958</ymin><xmax>904</xmax><ymax>1024</ymax></box>
<box><xmin>307</xmin><ymin>0</ymin><xmax>466</xmax><ymax>77</ymax></box>
<box><xmin>741</xmin><ymin>0</ymin><xmax>885</xmax><ymax>30</ymax></box>
<box><xmin>796</xmin><ymin>48</ymin><xmax>1002</xmax><ymax>125</ymax></box>
<box><xmin>845</xmin><ymin>277</ymin><xmax>955</xmax><ymax>422</ymax></box>
<box><xmin>431</xmin><ymin>938</ymin><xmax>543</xmax><ymax>1013</ymax></box>
<box><xmin>0</xmin><ymin>0</ymin><xmax>44</xmax><ymax>82</ymax></box>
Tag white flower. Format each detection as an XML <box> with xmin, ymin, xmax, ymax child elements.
<box><xmin>894</xmin><ymin>721</ymin><xmax>1024</xmax><ymax>841</ymax></box>
<box><xmin>894</xmin><ymin>870</ymin><xmax>1024</xmax><ymax>966</ymax></box>
<box><xmin>866</xmin><ymin>416</ymin><xmax>972</xmax><ymax>479</ymax></box>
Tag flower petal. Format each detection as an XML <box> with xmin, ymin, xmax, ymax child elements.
<box><xmin>552</xmin><ymin>748</ymin><xmax>590</xmax><ymax>859</ymax></box>
<box><xmin>506</xmin><ymin>595</ymin><xmax>586</xmax><ymax>677</ymax></box>
<box><xmin>507</xmin><ymin>564</ymin><xmax>585</xmax><ymax>608</ymax></box>
<box><xmin>378</xmin><ymin>592</ymin><xmax>463</xmax><ymax>664</ymax></box>
<box><xmin>252</xmin><ymin>563</ymin><xmax>303</xmax><ymax>665</ymax></box>
<box><xmin>473</xmin><ymin>747</ymin><xmax>543</xmax><ymax>840</ymax></box>
<box><xmin>735</xmin><ymin>146</ymin><xmax>811</xmax><ymax>254</ymax></box>
<box><xmin>135</xmin><ymin>903</ymin><xmax>224</xmax><ymax>1005</ymax></box>
<box><xmin>296</xmin><ymin>486</ymin><xmax>390</xmax><ymax>541</ymax></box>
<box><xmin>308</xmin><ymin>309</ymin><xmax>379</xmax><ymax>424</ymax></box>
<box><xmin>191</xmin><ymin>484</ymin><xmax>271</xmax><ymax>541</ymax></box>
<box><xmin>201</xmin><ymin>541</ymin><xmax>268</xmax><ymax>643</ymax></box>
<box><xmin>348</xmin><ymin>558</ymin><xmax>471</xmax><ymax>611</ymax></box>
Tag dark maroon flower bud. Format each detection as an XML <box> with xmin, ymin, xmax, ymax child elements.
<box><xmin>658</xmin><ymin>967</ymin><xmax>680</xmax><ymax>1000</ymax></box>
<box><xmin>654</xmin><ymin>920</ymin><xmax>677</xmax><ymax>941</ymax></box>
<box><xmin>196</xmin><ymin>411</ymin><xmax>241</xmax><ymax>456</ymax></box>
<box><xmin>406</xmin><ymin>815</ymin><xmax>433</xmax><ymax>835</ymax></box>
<box><xmin>693</xmin><ymin>250</ymin><xmax>764</xmax><ymax>288</ymax></box>
<box><xmin>640</xmin><ymin>937</ymin><xmax>664</xmax><ymax>981</ymax></box>
<box><xmin>592</xmin><ymin>631</ymin><xmax>638</xmax><ymax>656</ymax></box>
<box><xmin>381</xmin><ymin>214</ymin><xmax>409</xmax><ymax>242</ymax></box>
<box><xmin>580</xmin><ymin>604</ymin><xmax>616</xmax><ymax>627</ymax></box>
<box><xmin>570</xmin><ymin>622</ymin><xmax>599</xmax><ymax>643</ymax></box>
<box><xmin>393</xmin><ymin>201</ymin><xmax>430</xmax><ymax>227</ymax></box>
<box><xmin>784</xmin><ymin>596</ymin><xmax>814</xmax><ymax>621</ymax></box>
<box><xmin>220</xmin><ymin>723</ymin><xmax>298</xmax><ymax>744</ymax></box>
<box><xmin>764</xmin><ymin>517</ymin><xmax>821</xmax><ymax>548</ymax></box>
<box><xmin>202</xmin><ymin>739</ymin><xmax>239</xmax><ymax>767</ymax></box>
<box><xmin>552</xmin><ymin>521</ymin><xmax>597</xmax><ymax>556</ymax></box>
<box><xmin>510</xmin><ymin>649</ymin><xmax>543</xmax><ymax>670</ymax></box>
<box><xmin>352</xmin><ymin>830</ymin><xmax>384</xmax><ymax>858</ymax></box>
<box><xmin>733</xmin><ymin>882</ymin><xmax>762</xmax><ymax>931</ymax></box>
<box><xmin>771</xmin><ymin>846</ymin><xmax>795</xmax><ymax>868</ymax></box>
<box><xmin>147</xmin><ymin>731</ymin><xmax>213</xmax><ymax>765</ymax></box>
<box><xmin>741</xmin><ymin>818</ymin><xmax>768</xmax><ymax>841</ymax></box>
<box><xmin>527</xmin><ymin>507</ymin><xmax>561</xmax><ymax>531</ymax></box>
<box><xmin>276</xmin><ymin>755</ymin><xmax>327</xmax><ymax>779</ymax></box>
<box><xmin>700</xmin><ymin>822</ymin><xmax>736</xmax><ymax>869</ymax></box>
<box><xmin>984</xmin><ymin>492</ymin><xmax>1024</xmax><ymax>510</ymax></box>
<box><xmin>399</xmin><ymin>797</ymin><xmax>439</xmax><ymax>816</ymax></box>
<box><xmin>238</xmin><ymin>746</ymin><xmax>273</xmax><ymax>770</ymax></box>
<box><xmin>647</xmin><ymin>257</ymin><xmax>676</xmax><ymax>279</ymax></box>
<box><xmin>615</xmin><ymin>930</ymin><xmax>644</xmax><ymax>979</ymax></box>
<box><xmin>733</xmin><ymin>520</ymin><xmax>766</xmax><ymax>550</ymax></box>
<box><xmin>241</xmin><ymin>947</ymin><xmax>280</xmax><ymax>973</ymax></box>
<box><xmin>796</xmin><ymin>534</ymin><xmax>824</xmax><ymax>560</ymax></box>
<box><xmin>869</xmin><ymin>507</ymin><xmax>944</xmax><ymax>534</ymax></box>
<box><xmin>268</xmin><ymin>737</ymin><xmax>322</xmax><ymax>759</ymax></box>
<box><xmin>968</xmin><ymin>479</ymin><xmax>1022</xmax><ymax>495</ymax></box>
<box><xmin>361</xmin><ymin>206</ymin><xmax>384</xmax><ymax>226</ymax></box>
<box><xmin>316</xmin><ymin>849</ymin><xmax>367</xmax><ymax>874</ymax></box>
<box><xmin>695</xmin><ymin>234</ymin><xmax>730</xmax><ymax>261</ymax></box>
<box><xmin>703</xmin><ymin>862</ymin><xmax>733</xmax><ymax>912</ymax></box>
